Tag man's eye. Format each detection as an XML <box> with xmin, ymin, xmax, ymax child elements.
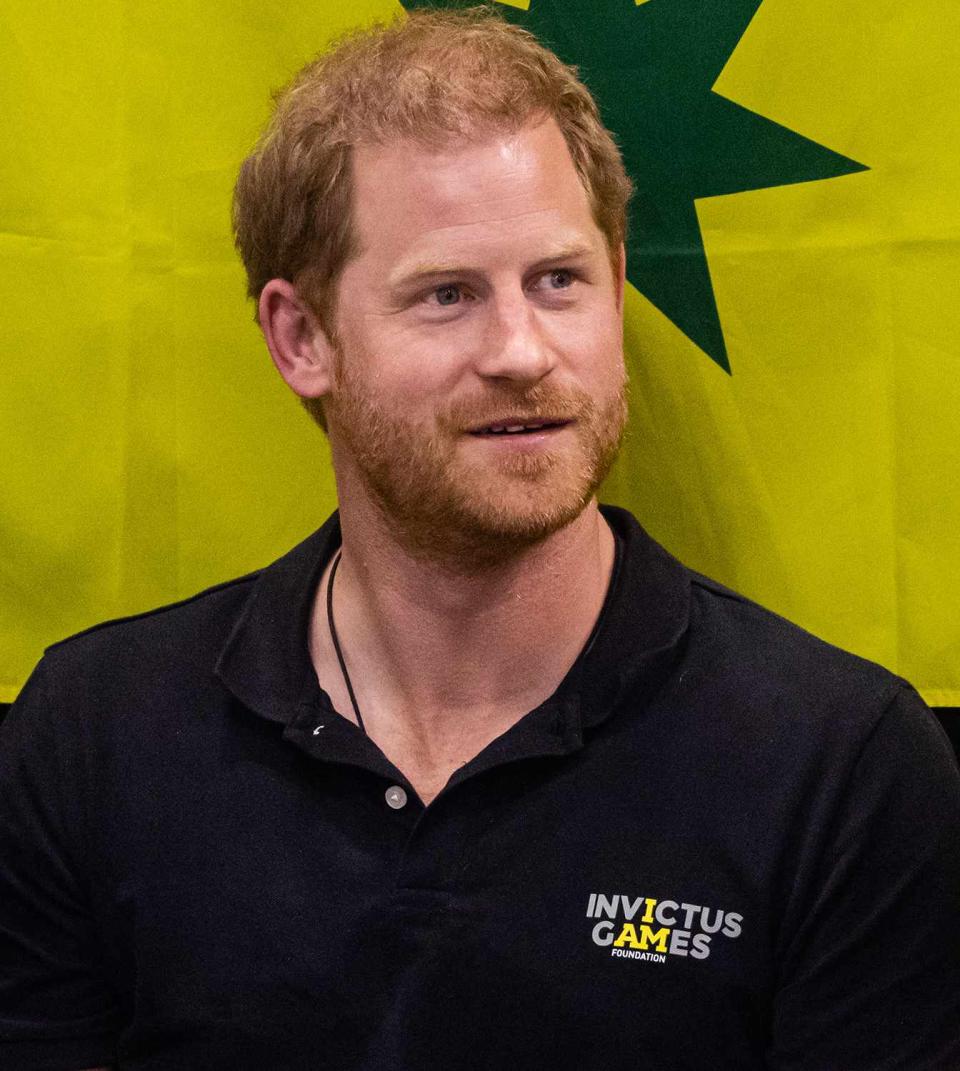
<box><xmin>433</xmin><ymin>285</ymin><xmax>462</xmax><ymax>306</ymax></box>
<box><xmin>547</xmin><ymin>269</ymin><xmax>573</xmax><ymax>289</ymax></box>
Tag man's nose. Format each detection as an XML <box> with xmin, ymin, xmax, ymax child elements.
<box><xmin>473</xmin><ymin>291</ymin><xmax>556</xmax><ymax>382</ymax></box>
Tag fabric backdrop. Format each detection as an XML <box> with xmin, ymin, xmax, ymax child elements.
<box><xmin>2</xmin><ymin>0</ymin><xmax>958</xmax><ymax>705</ymax></box>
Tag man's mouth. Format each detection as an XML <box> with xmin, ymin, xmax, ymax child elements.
<box><xmin>469</xmin><ymin>418</ymin><xmax>573</xmax><ymax>437</ymax></box>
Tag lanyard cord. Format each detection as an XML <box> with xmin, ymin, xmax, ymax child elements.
<box><xmin>326</xmin><ymin>550</ymin><xmax>366</xmax><ymax>735</ymax></box>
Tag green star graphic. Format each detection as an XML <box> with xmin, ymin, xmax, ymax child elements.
<box><xmin>400</xmin><ymin>0</ymin><xmax>868</xmax><ymax>372</ymax></box>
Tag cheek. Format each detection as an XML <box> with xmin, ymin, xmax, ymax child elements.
<box><xmin>554</xmin><ymin>312</ymin><xmax>623</xmax><ymax>382</ymax></box>
<box><xmin>383</xmin><ymin>332</ymin><xmax>475</xmax><ymax>399</ymax></box>
<box><xmin>337</xmin><ymin>319</ymin><xmax>449</xmax><ymax>397</ymax></box>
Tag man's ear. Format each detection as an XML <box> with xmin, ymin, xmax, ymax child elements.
<box><xmin>258</xmin><ymin>279</ymin><xmax>334</xmax><ymax>399</ymax></box>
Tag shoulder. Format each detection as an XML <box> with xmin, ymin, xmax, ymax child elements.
<box><xmin>40</xmin><ymin>568</ymin><xmax>261</xmax><ymax>686</ymax></box>
<box><xmin>33</xmin><ymin>516</ymin><xmax>336</xmax><ymax>697</ymax></box>
<box><xmin>688</xmin><ymin>567</ymin><xmax>896</xmax><ymax>691</ymax></box>
<box><xmin>601</xmin><ymin>505</ymin><xmax>917</xmax><ymax>742</ymax></box>
<box><xmin>8</xmin><ymin>518</ymin><xmax>338</xmax><ymax>743</ymax></box>
<box><xmin>674</xmin><ymin>567</ymin><xmax>946</xmax><ymax>766</ymax></box>
<box><xmin>0</xmin><ymin>572</ymin><xmax>262</xmax><ymax>764</ymax></box>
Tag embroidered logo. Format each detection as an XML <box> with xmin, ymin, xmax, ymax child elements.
<box><xmin>586</xmin><ymin>893</ymin><xmax>743</xmax><ymax>963</ymax></box>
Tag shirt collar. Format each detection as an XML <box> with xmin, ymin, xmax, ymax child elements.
<box><xmin>572</xmin><ymin>505</ymin><xmax>691</xmax><ymax>730</ymax></box>
<box><xmin>215</xmin><ymin>513</ymin><xmax>341</xmax><ymax>726</ymax></box>
<box><xmin>214</xmin><ymin>506</ymin><xmax>690</xmax><ymax>740</ymax></box>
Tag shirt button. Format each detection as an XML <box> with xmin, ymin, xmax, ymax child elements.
<box><xmin>385</xmin><ymin>785</ymin><xmax>408</xmax><ymax>810</ymax></box>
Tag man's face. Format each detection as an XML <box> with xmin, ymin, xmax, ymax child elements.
<box><xmin>322</xmin><ymin>116</ymin><xmax>627</xmax><ymax>560</ymax></box>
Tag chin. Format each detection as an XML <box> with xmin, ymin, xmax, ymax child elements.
<box><xmin>461</xmin><ymin>475</ymin><xmax>595</xmax><ymax>540</ymax></box>
<box><xmin>395</xmin><ymin>457</ymin><xmax>609</xmax><ymax>566</ymax></box>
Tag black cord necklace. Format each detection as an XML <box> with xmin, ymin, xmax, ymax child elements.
<box><xmin>326</xmin><ymin>550</ymin><xmax>366</xmax><ymax>734</ymax></box>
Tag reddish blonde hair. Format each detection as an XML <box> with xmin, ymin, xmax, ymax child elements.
<box><xmin>233</xmin><ymin>6</ymin><xmax>632</xmax><ymax>336</ymax></box>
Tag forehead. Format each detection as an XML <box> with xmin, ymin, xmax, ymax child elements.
<box><xmin>347</xmin><ymin>118</ymin><xmax>603</xmax><ymax>267</ymax></box>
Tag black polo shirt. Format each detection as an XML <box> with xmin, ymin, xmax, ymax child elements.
<box><xmin>1</xmin><ymin>506</ymin><xmax>958</xmax><ymax>1070</ymax></box>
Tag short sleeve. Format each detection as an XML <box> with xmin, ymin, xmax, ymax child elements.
<box><xmin>0</xmin><ymin>658</ymin><xmax>121</xmax><ymax>1070</ymax></box>
<box><xmin>769</xmin><ymin>685</ymin><xmax>960</xmax><ymax>1069</ymax></box>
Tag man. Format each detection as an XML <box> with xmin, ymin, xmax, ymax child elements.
<box><xmin>1</xmin><ymin>8</ymin><xmax>957</xmax><ymax>1070</ymax></box>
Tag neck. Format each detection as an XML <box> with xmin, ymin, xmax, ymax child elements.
<box><xmin>308</xmin><ymin>495</ymin><xmax>616</xmax><ymax>801</ymax></box>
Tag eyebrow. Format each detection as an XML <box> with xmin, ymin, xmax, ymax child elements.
<box><xmin>388</xmin><ymin>242</ymin><xmax>597</xmax><ymax>290</ymax></box>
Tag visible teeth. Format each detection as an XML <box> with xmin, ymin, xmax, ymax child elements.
<box><xmin>479</xmin><ymin>420</ymin><xmax>558</xmax><ymax>435</ymax></box>
<box><xmin>484</xmin><ymin>419</ymin><xmax>552</xmax><ymax>432</ymax></box>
